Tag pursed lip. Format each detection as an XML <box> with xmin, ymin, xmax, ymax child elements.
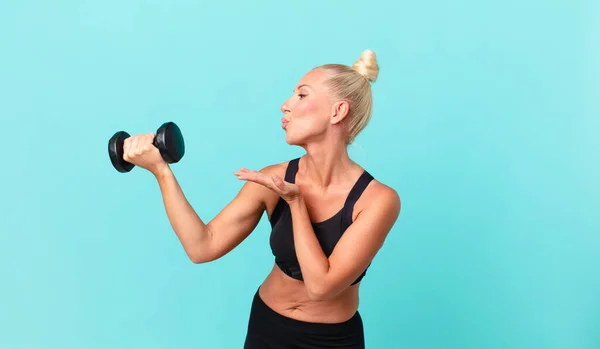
<box><xmin>281</xmin><ymin>116</ymin><xmax>289</xmax><ymax>130</ymax></box>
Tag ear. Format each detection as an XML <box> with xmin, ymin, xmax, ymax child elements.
<box><xmin>330</xmin><ymin>100</ymin><xmax>350</xmax><ymax>125</ymax></box>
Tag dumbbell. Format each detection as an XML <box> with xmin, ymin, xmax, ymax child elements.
<box><xmin>108</xmin><ymin>121</ymin><xmax>185</xmax><ymax>173</ymax></box>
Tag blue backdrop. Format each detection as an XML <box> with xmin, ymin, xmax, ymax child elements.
<box><xmin>1</xmin><ymin>1</ymin><xmax>598</xmax><ymax>348</ymax></box>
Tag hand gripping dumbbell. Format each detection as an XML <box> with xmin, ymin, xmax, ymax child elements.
<box><xmin>108</xmin><ymin>121</ymin><xmax>185</xmax><ymax>173</ymax></box>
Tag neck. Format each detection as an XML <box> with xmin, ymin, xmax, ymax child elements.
<box><xmin>300</xmin><ymin>140</ymin><xmax>358</xmax><ymax>189</ymax></box>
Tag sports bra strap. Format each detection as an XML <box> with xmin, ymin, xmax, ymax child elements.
<box><xmin>284</xmin><ymin>158</ymin><xmax>300</xmax><ymax>184</ymax></box>
<box><xmin>341</xmin><ymin>170</ymin><xmax>374</xmax><ymax>230</ymax></box>
<box><xmin>269</xmin><ymin>158</ymin><xmax>300</xmax><ymax>225</ymax></box>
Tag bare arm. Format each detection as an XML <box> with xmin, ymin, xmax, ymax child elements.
<box><xmin>154</xmin><ymin>165</ymin><xmax>273</xmax><ymax>263</ymax></box>
<box><xmin>289</xmin><ymin>184</ymin><xmax>401</xmax><ymax>300</ymax></box>
<box><xmin>122</xmin><ymin>132</ymin><xmax>274</xmax><ymax>263</ymax></box>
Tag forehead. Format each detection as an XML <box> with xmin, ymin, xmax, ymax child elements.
<box><xmin>295</xmin><ymin>68</ymin><xmax>330</xmax><ymax>91</ymax></box>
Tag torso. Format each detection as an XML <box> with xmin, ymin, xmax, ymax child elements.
<box><xmin>257</xmin><ymin>157</ymin><xmax>377</xmax><ymax>324</ymax></box>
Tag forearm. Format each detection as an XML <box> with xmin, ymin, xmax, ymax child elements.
<box><xmin>288</xmin><ymin>197</ymin><xmax>331</xmax><ymax>296</ymax></box>
<box><xmin>154</xmin><ymin>166</ymin><xmax>212</xmax><ymax>262</ymax></box>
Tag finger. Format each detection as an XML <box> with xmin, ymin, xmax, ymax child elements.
<box><xmin>146</xmin><ymin>133</ymin><xmax>156</xmax><ymax>150</ymax></box>
<box><xmin>238</xmin><ymin>168</ymin><xmax>258</xmax><ymax>176</ymax></box>
<box><xmin>235</xmin><ymin>171</ymin><xmax>262</xmax><ymax>183</ymax></box>
<box><xmin>142</xmin><ymin>134</ymin><xmax>153</xmax><ymax>154</ymax></box>
<box><xmin>234</xmin><ymin>168</ymin><xmax>257</xmax><ymax>177</ymax></box>
<box><xmin>129</xmin><ymin>136</ymin><xmax>139</xmax><ymax>159</ymax></box>
<box><xmin>136</xmin><ymin>136</ymin><xmax>146</xmax><ymax>156</ymax></box>
<box><xmin>235</xmin><ymin>170</ymin><xmax>273</xmax><ymax>188</ymax></box>
<box><xmin>235</xmin><ymin>175</ymin><xmax>264</xmax><ymax>188</ymax></box>
<box><xmin>123</xmin><ymin>137</ymin><xmax>131</xmax><ymax>160</ymax></box>
<box><xmin>234</xmin><ymin>169</ymin><xmax>251</xmax><ymax>179</ymax></box>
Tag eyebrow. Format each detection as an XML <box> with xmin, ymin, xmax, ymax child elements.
<box><xmin>294</xmin><ymin>84</ymin><xmax>311</xmax><ymax>92</ymax></box>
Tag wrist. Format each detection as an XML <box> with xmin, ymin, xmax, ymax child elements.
<box><xmin>152</xmin><ymin>163</ymin><xmax>172</xmax><ymax>180</ymax></box>
<box><xmin>286</xmin><ymin>194</ymin><xmax>304</xmax><ymax>206</ymax></box>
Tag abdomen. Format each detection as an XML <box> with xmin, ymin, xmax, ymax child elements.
<box><xmin>258</xmin><ymin>264</ymin><xmax>360</xmax><ymax>324</ymax></box>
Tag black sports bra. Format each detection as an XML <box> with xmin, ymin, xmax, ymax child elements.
<box><xmin>268</xmin><ymin>157</ymin><xmax>374</xmax><ymax>285</ymax></box>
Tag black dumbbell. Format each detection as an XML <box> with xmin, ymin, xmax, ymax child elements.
<box><xmin>108</xmin><ymin>121</ymin><xmax>185</xmax><ymax>173</ymax></box>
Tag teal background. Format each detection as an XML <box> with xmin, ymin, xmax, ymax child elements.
<box><xmin>1</xmin><ymin>0</ymin><xmax>598</xmax><ymax>348</ymax></box>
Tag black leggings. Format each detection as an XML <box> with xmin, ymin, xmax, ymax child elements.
<box><xmin>244</xmin><ymin>289</ymin><xmax>365</xmax><ymax>349</ymax></box>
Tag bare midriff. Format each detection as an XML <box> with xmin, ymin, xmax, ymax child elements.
<box><xmin>258</xmin><ymin>263</ymin><xmax>360</xmax><ymax>324</ymax></box>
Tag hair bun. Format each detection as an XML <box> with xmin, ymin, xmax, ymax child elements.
<box><xmin>352</xmin><ymin>49</ymin><xmax>379</xmax><ymax>83</ymax></box>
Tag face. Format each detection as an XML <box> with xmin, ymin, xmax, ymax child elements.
<box><xmin>280</xmin><ymin>69</ymin><xmax>349</xmax><ymax>146</ymax></box>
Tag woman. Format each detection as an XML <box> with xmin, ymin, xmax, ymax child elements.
<box><xmin>122</xmin><ymin>49</ymin><xmax>401</xmax><ymax>348</ymax></box>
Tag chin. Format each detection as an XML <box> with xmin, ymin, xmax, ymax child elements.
<box><xmin>285</xmin><ymin>130</ymin><xmax>317</xmax><ymax>147</ymax></box>
<box><xmin>285</xmin><ymin>135</ymin><xmax>296</xmax><ymax>145</ymax></box>
<box><xmin>285</xmin><ymin>132</ymin><xmax>303</xmax><ymax>146</ymax></box>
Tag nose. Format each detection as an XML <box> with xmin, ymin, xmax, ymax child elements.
<box><xmin>280</xmin><ymin>99</ymin><xmax>291</xmax><ymax>114</ymax></box>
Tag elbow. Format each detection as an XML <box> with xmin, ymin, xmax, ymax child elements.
<box><xmin>186</xmin><ymin>228</ymin><xmax>217</xmax><ymax>264</ymax></box>
<box><xmin>306</xmin><ymin>283</ymin><xmax>336</xmax><ymax>302</ymax></box>
<box><xmin>187</xmin><ymin>248</ymin><xmax>216</xmax><ymax>264</ymax></box>
<box><xmin>188</xmin><ymin>251</ymin><xmax>218</xmax><ymax>264</ymax></box>
<box><xmin>189</xmin><ymin>254</ymin><xmax>210</xmax><ymax>264</ymax></box>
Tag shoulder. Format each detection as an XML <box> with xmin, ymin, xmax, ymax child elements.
<box><xmin>356</xmin><ymin>175</ymin><xmax>401</xmax><ymax>222</ymax></box>
<box><xmin>343</xmin><ymin>176</ymin><xmax>400</xmax><ymax>249</ymax></box>
<box><xmin>369</xmin><ymin>180</ymin><xmax>401</xmax><ymax>213</ymax></box>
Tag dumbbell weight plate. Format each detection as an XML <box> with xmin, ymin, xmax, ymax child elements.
<box><xmin>108</xmin><ymin>131</ymin><xmax>135</xmax><ymax>173</ymax></box>
<box><xmin>154</xmin><ymin>121</ymin><xmax>185</xmax><ymax>163</ymax></box>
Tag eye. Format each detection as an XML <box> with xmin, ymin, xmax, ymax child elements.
<box><xmin>298</xmin><ymin>94</ymin><xmax>307</xmax><ymax>99</ymax></box>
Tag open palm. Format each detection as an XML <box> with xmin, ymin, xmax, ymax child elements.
<box><xmin>235</xmin><ymin>168</ymin><xmax>299</xmax><ymax>203</ymax></box>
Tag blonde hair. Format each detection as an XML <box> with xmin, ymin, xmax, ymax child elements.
<box><xmin>317</xmin><ymin>49</ymin><xmax>379</xmax><ymax>144</ymax></box>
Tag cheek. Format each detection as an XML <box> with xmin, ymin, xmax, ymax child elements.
<box><xmin>288</xmin><ymin>99</ymin><xmax>330</xmax><ymax>139</ymax></box>
<box><xmin>294</xmin><ymin>99</ymin><xmax>330</xmax><ymax>128</ymax></box>
<box><xmin>294</xmin><ymin>100</ymin><xmax>319</xmax><ymax>116</ymax></box>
